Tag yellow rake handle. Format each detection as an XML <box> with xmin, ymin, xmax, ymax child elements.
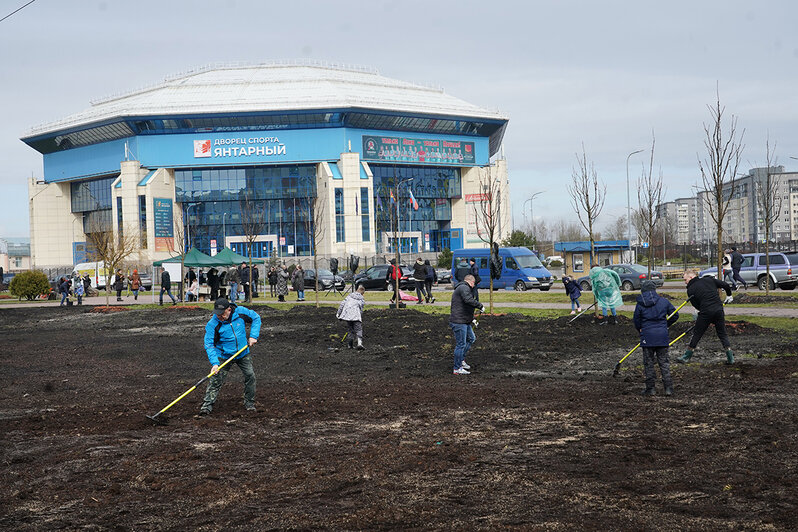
<box><xmin>152</xmin><ymin>344</ymin><xmax>249</xmax><ymax>417</ymax></box>
<box><xmin>616</xmin><ymin>298</ymin><xmax>691</xmax><ymax>366</ymax></box>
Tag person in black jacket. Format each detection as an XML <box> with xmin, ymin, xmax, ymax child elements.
<box><xmin>207</xmin><ymin>268</ymin><xmax>220</xmax><ymax>301</ymax></box>
<box><xmin>424</xmin><ymin>259</ymin><xmax>436</xmax><ymax>303</ymax></box>
<box><xmin>633</xmin><ymin>280</ymin><xmax>679</xmax><ymax>396</ymax></box>
<box><xmin>730</xmin><ymin>247</ymin><xmax>747</xmax><ymax>290</ymax></box>
<box><xmin>449</xmin><ymin>274</ymin><xmax>485</xmax><ymax>375</ymax></box>
<box><xmin>159</xmin><ymin>269</ymin><xmax>177</xmax><ymax>305</ymax></box>
<box><xmin>412</xmin><ymin>258</ymin><xmax>428</xmax><ymax>304</ymax></box>
<box><xmin>678</xmin><ymin>270</ymin><xmax>734</xmax><ymax>364</ymax></box>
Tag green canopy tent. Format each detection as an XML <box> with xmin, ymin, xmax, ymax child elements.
<box><xmin>211</xmin><ymin>247</ymin><xmax>265</xmax><ymax>266</ymax></box>
<box><xmin>152</xmin><ymin>247</ymin><xmax>219</xmax><ymax>267</ymax></box>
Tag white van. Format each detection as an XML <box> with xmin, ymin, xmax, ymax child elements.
<box><xmin>72</xmin><ymin>262</ymin><xmax>112</xmax><ymax>290</ymax></box>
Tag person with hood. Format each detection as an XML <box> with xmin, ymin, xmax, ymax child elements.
<box><xmin>337</xmin><ymin>284</ymin><xmax>366</xmax><ymax>350</ymax></box>
<box><xmin>113</xmin><ymin>269</ymin><xmax>125</xmax><ymax>302</ymax></box>
<box><xmin>227</xmin><ymin>265</ymin><xmax>241</xmax><ymax>303</ymax></box>
<box><xmin>589</xmin><ymin>265</ymin><xmax>622</xmax><ymax>324</ymax></box>
<box><xmin>74</xmin><ymin>277</ymin><xmax>84</xmax><ymax>305</ymax></box>
<box><xmin>412</xmin><ymin>257</ymin><xmax>428</xmax><ymax>304</ymax></box>
<box><xmin>82</xmin><ymin>273</ymin><xmax>91</xmax><ymax>295</ymax></box>
<box><xmin>424</xmin><ymin>259</ymin><xmax>437</xmax><ymax>303</ymax></box>
<box><xmin>633</xmin><ymin>280</ymin><xmax>679</xmax><ymax>396</ymax></box>
<box><xmin>199</xmin><ymin>297</ymin><xmax>261</xmax><ymax>415</ymax></box>
<box><xmin>159</xmin><ymin>268</ymin><xmax>177</xmax><ymax>305</ymax></box>
<box><xmin>678</xmin><ymin>270</ymin><xmax>734</xmax><ymax>365</ymax></box>
<box><xmin>129</xmin><ymin>269</ymin><xmax>141</xmax><ymax>301</ymax></box>
<box><xmin>292</xmin><ymin>264</ymin><xmax>305</xmax><ymax>301</ymax></box>
<box><xmin>276</xmin><ymin>264</ymin><xmax>289</xmax><ymax>302</ymax></box>
<box><xmin>562</xmin><ymin>275</ymin><xmax>582</xmax><ymax>314</ymax></box>
<box><xmin>251</xmin><ymin>264</ymin><xmax>260</xmax><ymax>298</ymax></box>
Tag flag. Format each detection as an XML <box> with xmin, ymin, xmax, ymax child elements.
<box><xmin>389</xmin><ymin>190</ymin><xmax>396</xmax><ymax>204</ymax></box>
<box><xmin>408</xmin><ymin>188</ymin><xmax>419</xmax><ymax>211</ymax></box>
<box><xmin>376</xmin><ymin>194</ymin><xmax>384</xmax><ymax>211</ymax></box>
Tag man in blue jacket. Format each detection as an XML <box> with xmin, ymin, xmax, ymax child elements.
<box><xmin>633</xmin><ymin>280</ymin><xmax>678</xmax><ymax>396</ymax></box>
<box><xmin>199</xmin><ymin>297</ymin><xmax>261</xmax><ymax>415</ymax></box>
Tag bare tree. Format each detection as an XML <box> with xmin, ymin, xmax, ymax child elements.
<box><xmin>168</xmin><ymin>206</ymin><xmax>188</xmax><ymax>303</ymax></box>
<box><xmin>755</xmin><ymin>137</ymin><xmax>783</xmax><ymax>294</ymax></box>
<box><xmin>567</xmin><ymin>145</ymin><xmax>606</xmax><ymax>317</ymax></box>
<box><xmin>568</xmin><ymin>145</ymin><xmax>606</xmax><ymax>263</ymax></box>
<box><xmin>84</xmin><ymin>215</ymin><xmax>140</xmax><ymax>307</ymax></box>
<box><xmin>471</xmin><ymin>165</ymin><xmax>503</xmax><ymax>313</ymax></box>
<box><xmin>636</xmin><ymin>134</ymin><xmax>665</xmax><ymax>276</ymax></box>
<box><xmin>554</xmin><ymin>219</ymin><xmax>586</xmax><ymax>242</ymax></box>
<box><xmin>307</xmin><ymin>191</ymin><xmax>326</xmax><ymax>308</ymax></box>
<box><xmin>240</xmin><ymin>194</ymin><xmax>266</xmax><ymax>303</ymax></box>
<box><xmin>698</xmin><ymin>91</ymin><xmax>744</xmax><ymax>281</ymax></box>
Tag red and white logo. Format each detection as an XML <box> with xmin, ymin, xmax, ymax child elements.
<box><xmin>194</xmin><ymin>140</ymin><xmax>211</xmax><ymax>158</ymax></box>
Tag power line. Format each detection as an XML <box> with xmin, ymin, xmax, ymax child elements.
<box><xmin>0</xmin><ymin>0</ymin><xmax>36</xmax><ymax>24</ymax></box>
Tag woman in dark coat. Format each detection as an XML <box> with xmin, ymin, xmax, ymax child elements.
<box><xmin>268</xmin><ymin>267</ymin><xmax>278</xmax><ymax>297</ymax></box>
<box><xmin>291</xmin><ymin>265</ymin><xmax>305</xmax><ymax>302</ymax></box>
<box><xmin>114</xmin><ymin>269</ymin><xmax>125</xmax><ymax>302</ymax></box>
<box><xmin>275</xmin><ymin>265</ymin><xmax>289</xmax><ymax>302</ymax></box>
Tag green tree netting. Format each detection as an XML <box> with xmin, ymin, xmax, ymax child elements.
<box><xmin>589</xmin><ymin>266</ymin><xmax>623</xmax><ymax>308</ymax></box>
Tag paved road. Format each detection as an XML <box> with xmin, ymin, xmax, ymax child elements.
<box><xmin>2</xmin><ymin>290</ymin><xmax>796</xmax><ymax>318</ymax></box>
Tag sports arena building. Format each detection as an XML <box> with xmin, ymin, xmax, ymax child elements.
<box><xmin>23</xmin><ymin>62</ymin><xmax>510</xmax><ymax>267</ymax></box>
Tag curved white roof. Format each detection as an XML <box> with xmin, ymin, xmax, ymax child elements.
<box><xmin>26</xmin><ymin>61</ymin><xmax>507</xmax><ymax>137</ymax></box>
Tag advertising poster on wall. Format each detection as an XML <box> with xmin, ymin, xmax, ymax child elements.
<box><xmin>465</xmin><ymin>193</ymin><xmax>489</xmax><ymax>244</ymax></box>
<box><xmin>362</xmin><ymin>135</ymin><xmax>475</xmax><ymax>165</ymax></box>
<box><xmin>153</xmin><ymin>198</ymin><xmax>174</xmax><ymax>252</ymax></box>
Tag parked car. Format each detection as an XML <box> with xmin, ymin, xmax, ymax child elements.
<box><xmin>435</xmin><ymin>269</ymin><xmax>452</xmax><ymax>284</ymax></box>
<box><xmin>451</xmin><ymin>247</ymin><xmax>554</xmax><ymax>291</ymax></box>
<box><xmin>698</xmin><ymin>252</ymin><xmax>798</xmax><ymax>290</ymax></box>
<box><xmin>353</xmin><ymin>264</ymin><xmax>414</xmax><ymax>290</ymax></box>
<box><xmin>577</xmin><ymin>264</ymin><xmax>664</xmax><ymax>292</ymax></box>
<box><xmin>303</xmin><ymin>268</ymin><xmax>346</xmax><ymax>291</ymax></box>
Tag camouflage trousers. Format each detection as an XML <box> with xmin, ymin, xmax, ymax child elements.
<box><xmin>642</xmin><ymin>346</ymin><xmax>672</xmax><ymax>391</ymax></box>
<box><xmin>201</xmin><ymin>354</ymin><xmax>256</xmax><ymax>412</ymax></box>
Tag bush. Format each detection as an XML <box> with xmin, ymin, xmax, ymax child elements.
<box><xmin>9</xmin><ymin>270</ymin><xmax>51</xmax><ymax>301</ymax></box>
<box><xmin>437</xmin><ymin>248</ymin><xmax>453</xmax><ymax>269</ymax></box>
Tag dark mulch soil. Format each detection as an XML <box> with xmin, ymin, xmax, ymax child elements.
<box><xmin>1</xmin><ymin>305</ymin><xmax>797</xmax><ymax>530</ymax></box>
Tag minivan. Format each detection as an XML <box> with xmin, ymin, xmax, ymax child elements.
<box><xmin>451</xmin><ymin>247</ymin><xmax>554</xmax><ymax>291</ymax></box>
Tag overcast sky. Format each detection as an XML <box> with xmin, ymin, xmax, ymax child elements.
<box><xmin>2</xmin><ymin>0</ymin><xmax>798</xmax><ymax>239</ymax></box>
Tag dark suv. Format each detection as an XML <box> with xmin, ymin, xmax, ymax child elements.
<box><xmin>354</xmin><ymin>264</ymin><xmax>414</xmax><ymax>290</ymax></box>
<box><xmin>303</xmin><ymin>269</ymin><xmax>346</xmax><ymax>291</ymax></box>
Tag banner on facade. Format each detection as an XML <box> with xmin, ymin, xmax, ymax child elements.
<box><xmin>153</xmin><ymin>198</ymin><xmax>174</xmax><ymax>252</ymax></box>
<box><xmin>465</xmin><ymin>193</ymin><xmax>490</xmax><ymax>244</ymax></box>
<box><xmin>362</xmin><ymin>135</ymin><xmax>475</xmax><ymax>165</ymax></box>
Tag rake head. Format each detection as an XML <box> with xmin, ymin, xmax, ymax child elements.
<box><xmin>612</xmin><ymin>363</ymin><xmax>622</xmax><ymax>378</ymax></box>
<box><xmin>146</xmin><ymin>413</ymin><xmax>168</xmax><ymax>425</ymax></box>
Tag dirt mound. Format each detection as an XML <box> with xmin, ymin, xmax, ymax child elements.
<box><xmin>90</xmin><ymin>305</ymin><xmax>129</xmax><ymax>313</ymax></box>
<box><xmin>1</xmin><ymin>304</ymin><xmax>796</xmax><ymax>530</ymax></box>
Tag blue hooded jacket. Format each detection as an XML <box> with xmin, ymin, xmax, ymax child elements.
<box><xmin>633</xmin><ymin>280</ymin><xmax>678</xmax><ymax>347</ymax></box>
<box><xmin>204</xmin><ymin>305</ymin><xmax>262</xmax><ymax>365</ymax></box>
<box><xmin>563</xmin><ymin>277</ymin><xmax>582</xmax><ymax>301</ymax></box>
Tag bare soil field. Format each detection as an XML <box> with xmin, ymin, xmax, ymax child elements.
<box><xmin>1</xmin><ymin>305</ymin><xmax>797</xmax><ymax>530</ymax></box>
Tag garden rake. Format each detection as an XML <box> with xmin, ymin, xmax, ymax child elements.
<box><xmin>612</xmin><ymin>297</ymin><xmax>691</xmax><ymax>377</ymax></box>
<box><xmin>146</xmin><ymin>344</ymin><xmax>249</xmax><ymax>425</ymax></box>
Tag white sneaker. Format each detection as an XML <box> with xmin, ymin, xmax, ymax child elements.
<box><xmin>453</xmin><ymin>367</ymin><xmax>471</xmax><ymax>375</ymax></box>
<box><xmin>570</xmin><ymin>310</ymin><xmax>576</xmax><ymax>315</ymax></box>
<box><xmin>461</xmin><ymin>360</ymin><xmax>471</xmax><ymax>370</ymax></box>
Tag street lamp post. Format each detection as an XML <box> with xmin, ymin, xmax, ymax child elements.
<box><xmin>222</xmin><ymin>212</ymin><xmax>228</xmax><ymax>249</ymax></box>
<box><xmin>626</xmin><ymin>149</ymin><xmax>644</xmax><ymax>262</ymax></box>
<box><xmin>523</xmin><ymin>191</ymin><xmax>545</xmax><ymax>232</ymax></box>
